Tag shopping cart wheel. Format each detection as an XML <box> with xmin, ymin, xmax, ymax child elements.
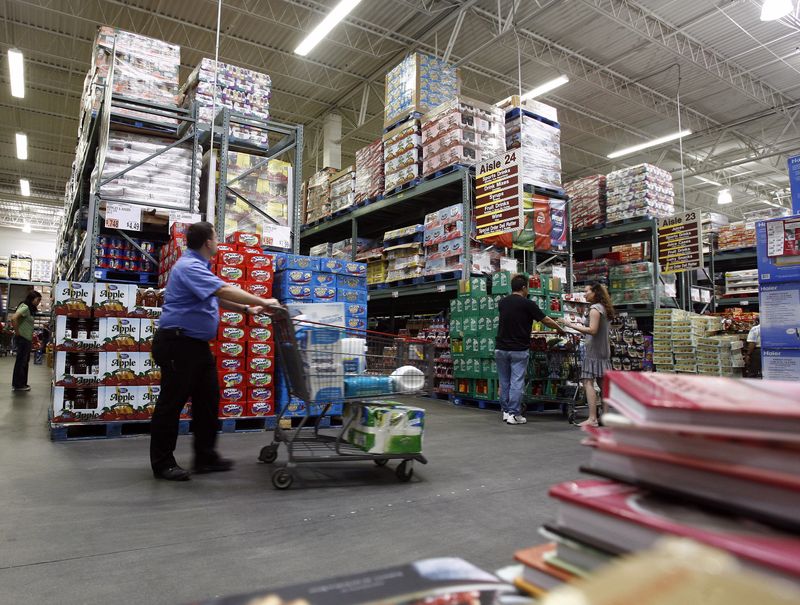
<box><xmin>396</xmin><ymin>461</ymin><xmax>414</xmax><ymax>482</ymax></box>
<box><xmin>258</xmin><ymin>445</ymin><xmax>278</xmax><ymax>464</ymax></box>
<box><xmin>271</xmin><ymin>468</ymin><xmax>294</xmax><ymax>490</ymax></box>
<box><xmin>374</xmin><ymin>458</ymin><xmax>389</xmax><ymax>467</ymax></box>
<box><xmin>568</xmin><ymin>411</ymin><xmax>576</xmax><ymax>424</ymax></box>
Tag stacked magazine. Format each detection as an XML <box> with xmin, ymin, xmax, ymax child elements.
<box><xmin>511</xmin><ymin>372</ymin><xmax>800</xmax><ymax>599</ymax></box>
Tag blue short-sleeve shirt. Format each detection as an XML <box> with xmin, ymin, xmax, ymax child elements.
<box><xmin>159</xmin><ymin>249</ymin><xmax>226</xmax><ymax>341</ymax></box>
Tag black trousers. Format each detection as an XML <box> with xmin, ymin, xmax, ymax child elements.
<box><xmin>150</xmin><ymin>328</ymin><xmax>221</xmax><ymax>472</ymax></box>
<box><xmin>12</xmin><ymin>337</ymin><xmax>32</xmax><ymax>389</ymax></box>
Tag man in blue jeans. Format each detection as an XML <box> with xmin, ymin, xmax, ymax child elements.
<box><xmin>496</xmin><ymin>274</ymin><xmax>564</xmax><ymax>424</ymax></box>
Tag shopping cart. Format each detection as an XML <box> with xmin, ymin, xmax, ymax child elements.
<box><xmin>259</xmin><ymin>307</ymin><xmax>433</xmax><ymax>489</ymax></box>
<box><xmin>0</xmin><ymin>330</ymin><xmax>13</xmax><ymax>357</ymax></box>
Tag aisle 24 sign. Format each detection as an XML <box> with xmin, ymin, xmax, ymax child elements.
<box><xmin>475</xmin><ymin>152</ymin><xmax>524</xmax><ymax>240</ymax></box>
<box><xmin>657</xmin><ymin>211</ymin><xmax>704</xmax><ymax>273</ymax></box>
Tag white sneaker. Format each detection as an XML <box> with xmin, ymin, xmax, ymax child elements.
<box><xmin>507</xmin><ymin>415</ymin><xmax>528</xmax><ymax>425</ymax></box>
<box><xmin>502</xmin><ymin>412</ymin><xmax>511</xmax><ymax>422</ymax></box>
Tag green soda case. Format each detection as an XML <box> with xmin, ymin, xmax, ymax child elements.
<box><xmin>491</xmin><ymin>271</ymin><xmax>511</xmax><ymax>294</ymax></box>
<box><xmin>345</xmin><ymin>403</ymin><xmax>424</xmax><ymax>454</ymax></box>
<box><xmin>469</xmin><ymin>277</ymin><xmax>487</xmax><ymax>298</ymax></box>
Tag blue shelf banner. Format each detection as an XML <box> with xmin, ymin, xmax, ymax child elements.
<box><xmin>788</xmin><ymin>155</ymin><xmax>800</xmax><ymax>214</ymax></box>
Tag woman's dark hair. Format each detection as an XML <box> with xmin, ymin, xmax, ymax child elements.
<box><xmin>187</xmin><ymin>221</ymin><xmax>215</xmax><ymax>250</ymax></box>
<box><xmin>588</xmin><ymin>281</ymin><xmax>615</xmax><ymax>319</ymax></box>
<box><xmin>23</xmin><ymin>290</ymin><xmax>42</xmax><ymax>312</ymax></box>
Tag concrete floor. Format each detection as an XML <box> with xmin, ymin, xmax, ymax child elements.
<box><xmin>0</xmin><ymin>356</ymin><xmax>590</xmax><ymax>605</ymax></box>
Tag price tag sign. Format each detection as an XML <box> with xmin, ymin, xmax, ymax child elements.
<box><xmin>168</xmin><ymin>210</ymin><xmax>201</xmax><ymax>230</ymax></box>
<box><xmin>392</xmin><ymin>291</ymin><xmax>399</xmax><ymax>298</ymax></box>
<box><xmin>105</xmin><ymin>203</ymin><xmax>141</xmax><ymax>232</ymax></box>
<box><xmin>436</xmin><ymin>284</ymin><xmax>446</xmax><ymax>293</ymax></box>
<box><xmin>261</xmin><ymin>224</ymin><xmax>292</xmax><ymax>249</ymax></box>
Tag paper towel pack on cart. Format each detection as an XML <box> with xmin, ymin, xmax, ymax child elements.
<box><xmin>345</xmin><ymin>401</ymin><xmax>425</xmax><ymax>454</ymax></box>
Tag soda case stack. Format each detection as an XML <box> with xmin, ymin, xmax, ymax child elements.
<box><xmin>449</xmin><ymin>277</ymin><xmax>500</xmax><ymax>399</ymax></box>
<box><xmin>611</xmin><ymin>242</ymin><xmax>649</xmax><ymax>263</ymax></box>
<box><xmin>606</xmin><ymin>163</ymin><xmax>674</xmax><ymax>222</ymax></box>
<box><xmin>653</xmin><ymin>310</ymin><xmax>723</xmax><ymax>374</ymax></box>
<box><xmin>383</xmin><ymin>225</ymin><xmax>426</xmax><ymax>283</ymax></box>
<box><xmin>505</xmin><ymin>105</ymin><xmax>562</xmax><ymax>191</ymax></box>
<box><xmin>383</xmin><ymin>119</ymin><xmax>423</xmax><ymax>193</ymax></box>
<box><xmin>572</xmin><ymin>258</ymin><xmax>619</xmax><ymax>285</ymax></box>
<box><xmin>51</xmin><ymin>281</ymin><xmax>164</xmax><ymax>424</ymax></box>
<box><xmin>565</xmin><ymin>175</ymin><xmax>606</xmax><ymax>229</ymax></box>
<box><xmin>272</xmin><ymin>254</ymin><xmax>368</xmax><ymax>417</ymax></box>
<box><xmin>608</xmin><ymin>262</ymin><xmax>657</xmax><ymax>306</ymax></box>
<box><xmin>422</xmin><ymin>203</ymin><xmax>465</xmax><ymax>276</ymax></box>
<box><xmin>157</xmin><ymin>222</ymin><xmax>191</xmax><ymax>288</ymax></box>
<box><xmin>416</xmin><ymin>317</ymin><xmax>453</xmax><ymax>395</ymax></box>
<box><xmin>211</xmin><ymin>231</ymin><xmax>277</xmax><ymax>419</ymax></box>
<box><xmin>95</xmin><ymin>236</ymin><xmax>158</xmax><ymax>274</ymax></box>
<box><xmin>717</xmin><ymin>221</ymin><xmax>757</xmax><ymax>251</ymax></box>
<box><xmin>354</xmin><ymin>138</ymin><xmax>384</xmax><ymax>204</ymax></box>
<box><xmin>420</xmin><ymin>96</ymin><xmax>505</xmax><ymax>178</ymax></box>
<box><xmin>221</xmin><ymin>152</ymin><xmax>291</xmax><ymax>236</ymax></box>
<box><xmin>88</xmin><ymin>26</ymin><xmax>180</xmax><ymax>125</ymax></box>
<box><xmin>330</xmin><ymin>166</ymin><xmax>356</xmax><ymax>214</ymax></box>
<box><xmin>383</xmin><ymin>52</ymin><xmax>460</xmax><ymax>129</ymax></box>
<box><xmin>95</xmin><ymin>130</ymin><xmax>201</xmax><ymax>210</ymax></box>
<box><xmin>181</xmin><ymin>58</ymin><xmax>271</xmax><ymax>144</ymax></box>
<box><xmin>304</xmin><ymin>168</ymin><xmax>338</xmax><ymax>225</ymax></box>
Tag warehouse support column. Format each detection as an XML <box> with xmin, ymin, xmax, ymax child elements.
<box><xmin>323</xmin><ymin>113</ymin><xmax>342</xmax><ymax>170</ymax></box>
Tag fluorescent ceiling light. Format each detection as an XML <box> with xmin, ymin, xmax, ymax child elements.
<box><xmin>521</xmin><ymin>75</ymin><xmax>569</xmax><ymax>101</ymax></box>
<box><xmin>695</xmin><ymin>176</ymin><xmax>722</xmax><ymax>186</ymax></box>
<box><xmin>15</xmin><ymin>133</ymin><xmax>28</xmax><ymax>160</ymax></box>
<box><xmin>8</xmin><ymin>49</ymin><xmax>24</xmax><ymax>98</ymax></box>
<box><xmin>717</xmin><ymin>189</ymin><xmax>733</xmax><ymax>205</ymax></box>
<box><xmin>761</xmin><ymin>0</ymin><xmax>793</xmax><ymax>21</ymax></box>
<box><xmin>20</xmin><ymin>179</ymin><xmax>30</xmax><ymax>197</ymax></box>
<box><xmin>295</xmin><ymin>0</ymin><xmax>361</xmax><ymax>56</ymax></box>
<box><xmin>21</xmin><ymin>222</ymin><xmax>31</xmax><ymax>234</ymax></box>
<box><xmin>607</xmin><ymin>130</ymin><xmax>692</xmax><ymax>159</ymax></box>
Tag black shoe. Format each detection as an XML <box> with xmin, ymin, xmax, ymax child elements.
<box><xmin>12</xmin><ymin>386</ymin><xmax>31</xmax><ymax>392</ymax></box>
<box><xmin>153</xmin><ymin>465</ymin><xmax>191</xmax><ymax>481</ymax></box>
<box><xmin>193</xmin><ymin>457</ymin><xmax>234</xmax><ymax>474</ymax></box>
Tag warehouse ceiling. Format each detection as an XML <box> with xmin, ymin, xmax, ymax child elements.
<box><xmin>2</xmin><ymin>0</ymin><xmax>799</xmax><ymax>232</ymax></box>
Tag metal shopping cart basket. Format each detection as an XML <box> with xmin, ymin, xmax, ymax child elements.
<box><xmin>259</xmin><ymin>307</ymin><xmax>433</xmax><ymax>489</ymax></box>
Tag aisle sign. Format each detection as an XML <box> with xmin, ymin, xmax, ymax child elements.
<box><xmin>475</xmin><ymin>152</ymin><xmax>524</xmax><ymax>240</ymax></box>
<box><xmin>168</xmin><ymin>210</ymin><xmax>201</xmax><ymax>229</ymax></box>
<box><xmin>657</xmin><ymin>211</ymin><xmax>703</xmax><ymax>273</ymax></box>
<box><xmin>788</xmin><ymin>155</ymin><xmax>800</xmax><ymax>213</ymax></box>
<box><xmin>105</xmin><ymin>203</ymin><xmax>141</xmax><ymax>232</ymax></box>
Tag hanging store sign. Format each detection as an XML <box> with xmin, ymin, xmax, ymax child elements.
<box><xmin>105</xmin><ymin>203</ymin><xmax>142</xmax><ymax>232</ymax></box>
<box><xmin>475</xmin><ymin>152</ymin><xmax>524</xmax><ymax>240</ymax></box>
<box><xmin>657</xmin><ymin>211</ymin><xmax>703</xmax><ymax>274</ymax></box>
<box><xmin>168</xmin><ymin>210</ymin><xmax>201</xmax><ymax>230</ymax></box>
<box><xmin>788</xmin><ymin>155</ymin><xmax>800</xmax><ymax>214</ymax></box>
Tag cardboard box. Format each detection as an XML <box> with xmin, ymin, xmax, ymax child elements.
<box><xmin>93</xmin><ymin>283</ymin><xmax>135</xmax><ymax>317</ymax></box>
<box><xmin>219</xmin><ymin>401</ymin><xmax>246</xmax><ymax>418</ymax></box>
<box><xmin>218</xmin><ymin>325</ymin><xmax>248</xmax><ymax>343</ymax></box>
<box><xmin>762</xmin><ymin>348</ymin><xmax>800</xmax><ymax>381</ymax></box>
<box><xmin>99</xmin><ymin>351</ymin><xmax>140</xmax><ymax>386</ymax></box>
<box><xmin>342</xmin><ymin>303</ymin><xmax>367</xmax><ymax>317</ymax></box>
<box><xmin>217</xmin><ymin>265</ymin><xmax>246</xmax><ymax>283</ymax></box>
<box><xmin>219</xmin><ymin>386</ymin><xmax>247</xmax><ymax>405</ymax></box>
<box><xmin>247</xmin><ymin>372</ymin><xmax>274</xmax><ymax>388</ymax></box>
<box><xmin>137</xmin><ymin>352</ymin><xmax>160</xmax><ymax>385</ymax></box>
<box><xmin>344</xmin><ymin>316</ymin><xmax>367</xmax><ymax>330</ymax></box>
<box><xmin>311</xmin><ymin>272</ymin><xmax>337</xmax><ymax>287</ymax></box>
<box><xmin>247</xmin><ymin>356</ymin><xmax>275</xmax><ymax>373</ymax></box>
<box><xmin>246</xmin><ymin>282</ymin><xmax>273</xmax><ymax>298</ymax></box>
<box><xmin>217</xmin><ymin>356</ymin><xmax>246</xmax><ymax>372</ymax></box>
<box><xmin>248</xmin><ymin>326</ymin><xmax>274</xmax><ymax>342</ymax></box>
<box><xmin>54</xmin><ymin>281</ymin><xmax>93</xmax><ymax>317</ymax></box>
<box><xmin>336</xmin><ymin>275</ymin><xmax>367</xmax><ymax>290</ymax></box>
<box><xmin>248</xmin><ymin>386</ymin><xmax>275</xmax><ymax>402</ymax></box>
<box><xmin>98</xmin><ymin>385</ymin><xmax>141</xmax><ymax>420</ymax></box>
<box><xmin>279</xmin><ymin>255</ymin><xmax>319</xmax><ymax>272</ymax></box>
<box><xmin>226</xmin><ymin>231</ymin><xmax>261</xmax><ymax>248</ymax></box>
<box><xmin>139</xmin><ymin>384</ymin><xmax>160</xmax><ymax>416</ymax></box>
<box><xmin>216</xmin><ymin>243</ymin><xmax>238</xmax><ymax>254</ymax></box>
<box><xmin>247</xmin><ymin>400</ymin><xmax>274</xmax><ymax>416</ymax></box>
<box><xmin>219</xmin><ymin>310</ymin><xmax>246</xmax><ymax>327</ymax></box>
<box><xmin>248</xmin><ymin>341</ymin><xmax>275</xmax><ymax>357</ymax></box>
<box><xmin>318</xmin><ymin>258</ymin><xmax>344</xmax><ymax>274</ymax></box>
<box><xmin>276</xmin><ymin>283</ymin><xmax>312</xmax><ymax>301</ymax></box>
<box><xmin>247</xmin><ymin>267</ymin><xmax>274</xmax><ymax>283</ymax></box>
<box><xmin>51</xmin><ymin>387</ymin><xmax>99</xmax><ymax>422</ymax></box>
<box><xmin>756</xmin><ymin>217</ymin><xmax>800</xmax><ymax>284</ymax></box>
<box><xmin>54</xmin><ymin>316</ymin><xmax>102</xmax><ymax>352</ymax></box>
<box><xmin>340</xmin><ymin>262</ymin><xmax>367</xmax><ymax>277</ymax></box>
<box><xmin>139</xmin><ymin>318</ymin><xmax>158</xmax><ymax>351</ymax></box>
<box><xmin>249</xmin><ymin>313</ymin><xmax>273</xmax><ymax>328</ymax></box>
<box><xmin>278</xmin><ymin>270</ymin><xmax>313</xmax><ymax>285</ymax></box>
<box><xmin>217</xmin><ymin>341</ymin><xmax>246</xmax><ymax>358</ymax></box>
<box><xmin>336</xmin><ymin>288</ymin><xmax>368</xmax><ymax>304</ymax></box>
<box><xmin>238</xmin><ymin>246</ymin><xmax>261</xmax><ymax>256</ymax></box>
<box><xmin>217</xmin><ymin>251</ymin><xmax>246</xmax><ymax>267</ymax></box>
<box><xmin>246</xmin><ymin>254</ymin><xmax>274</xmax><ymax>270</ymax></box>
<box><xmin>54</xmin><ymin>351</ymin><xmax>101</xmax><ymax>387</ymax></box>
<box><xmin>218</xmin><ymin>370</ymin><xmax>246</xmax><ymax>388</ymax></box>
<box><xmin>313</xmin><ymin>286</ymin><xmax>337</xmax><ymax>302</ymax></box>
<box><xmin>759</xmin><ymin>281</ymin><xmax>800</xmax><ymax>349</ymax></box>
<box><xmin>99</xmin><ymin>317</ymin><xmax>141</xmax><ymax>351</ymax></box>
<box><xmin>286</xmin><ymin>302</ymin><xmax>345</xmax><ymax>326</ymax></box>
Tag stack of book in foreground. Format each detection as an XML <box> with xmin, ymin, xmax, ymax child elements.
<box><xmin>512</xmin><ymin>372</ymin><xmax>800</xmax><ymax>600</ymax></box>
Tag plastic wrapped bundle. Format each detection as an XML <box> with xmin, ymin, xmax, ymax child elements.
<box><xmin>91</xmin><ymin>26</ymin><xmax>180</xmax><ymax>125</ymax></box>
<box><xmin>354</xmin><ymin>139</ymin><xmax>384</xmax><ymax>204</ymax></box>
<box><xmin>565</xmin><ymin>174</ymin><xmax>606</xmax><ymax>229</ymax></box>
<box><xmin>717</xmin><ymin>221</ymin><xmax>757</xmax><ymax>251</ymax></box>
<box><xmin>606</xmin><ymin>163</ymin><xmax>674</xmax><ymax>222</ymax></box>
<box><xmin>96</xmin><ymin>131</ymin><xmax>200</xmax><ymax>210</ymax></box>
<box><xmin>505</xmin><ymin>115</ymin><xmax>562</xmax><ymax>189</ymax></box>
<box><xmin>384</xmin><ymin>52</ymin><xmax>460</xmax><ymax>128</ymax></box>
<box><xmin>330</xmin><ymin>167</ymin><xmax>356</xmax><ymax>213</ymax></box>
<box><xmin>383</xmin><ymin>120</ymin><xmax>422</xmax><ymax>192</ymax></box>
<box><xmin>304</xmin><ymin>168</ymin><xmax>337</xmax><ymax>224</ymax></box>
<box><xmin>182</xmin><ymin>58</ymin><xmax>272</xmax><ymax>145</ymax></box>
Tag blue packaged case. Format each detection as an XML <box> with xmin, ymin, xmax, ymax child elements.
<box><xmin>337</xmin><ymin>288</ymin><xmax>368</xmax><ymax>304</ymax></box>
<box><xmin>311</xmin><ymin>272</ymin><xmax>337</xmax><ymax>287</ymax></box>
<box><xmin>337</xmin><ymin>275</ymin><xmax>367</xmax><ymax>290</ymax></box>
<box><xmin>318</xmin><ymin>257</ymin><xmax>345</xmax><ymax>274</ymax></box>
<box><xmin>340</xmin><ymin>261</ymin><xmax>367</xmax><ymax>277</ymax></box>
<box><xmin>343</xmin><ymin>302</ymin><xmax>367</xmax><ymax>317</ymax></box>
<box><xmin>312</xmin><ymin>286</ymin><xmax>337</xmax><ymax>302</ymax></box>
<box><xmin>276</xmin><ymin>283</ymin><xmax>313</xmax><ymax>301</ymax></box>
<box><xmin>282</xmin><ymin>254</ymin><xmax>320</xmax><ymax>272</ymax></box>
<box><xmin>276</xmin><ymin>270</ymin><xmax>313</xmax><ymax>286</ymax></box>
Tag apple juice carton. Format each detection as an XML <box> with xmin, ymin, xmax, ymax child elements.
<box><xmin>100</xmin><ymin>317</ymin><xmax>141</xmax><ymax>352</ymax></box>
<box><xmin>93</xmin><ymin>283</ymin><xmax>135</xmax><ymax>317</ymax></box>
<box><xmin>54</xmin><ymin>281</ymin><xmax>93</xmax><ymax>317</ymax></box>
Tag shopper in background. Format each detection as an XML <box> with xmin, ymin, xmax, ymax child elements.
<box><xmin>745</xmin><ymin>321</ymin><xmax>761</xmax><ymax>378</ymax></box>
<box><xmin>150</xmin><ymin>221</ymin><xmax>280</xmax><ymax>481</ymax></box>
<box><xmin>9</xmin><ymin>290</ymin><xmax>41</xmax><ymax>392</ymax></box>
<box><xmin>496</xmin><ymin>274</ymin><xmax>565</xmax><ymax>425</ymax></box>
<box><xmin>562</xmin><ymin>282</ymin><xmax>614</xmax><ymax>427</ymax></box>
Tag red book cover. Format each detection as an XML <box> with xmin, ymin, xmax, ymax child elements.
<box><xmin>603</xmin><ymin>371</ymin><xmax>800</xmax><ymax>432</ymax></box>
<box><xmin>549</xmin><ymin>479</ymin><xmax>800</xmax><ymax>578</ymax></box>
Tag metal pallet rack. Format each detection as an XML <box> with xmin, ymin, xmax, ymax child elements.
<box><xmin>705</xmin><ymin>235</ymin><xmax>758</xmax><ymax>312</ymax></box>
<box><xmin>202</xmin><ymin>107</ymin><xmax>303</xmax><ymax>253</ymax></box>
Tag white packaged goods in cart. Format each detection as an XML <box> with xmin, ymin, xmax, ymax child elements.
<box><xmin>345</xmin><ymin>402</ymin><xmax>425</xmax><ymax>455</ymax></box>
